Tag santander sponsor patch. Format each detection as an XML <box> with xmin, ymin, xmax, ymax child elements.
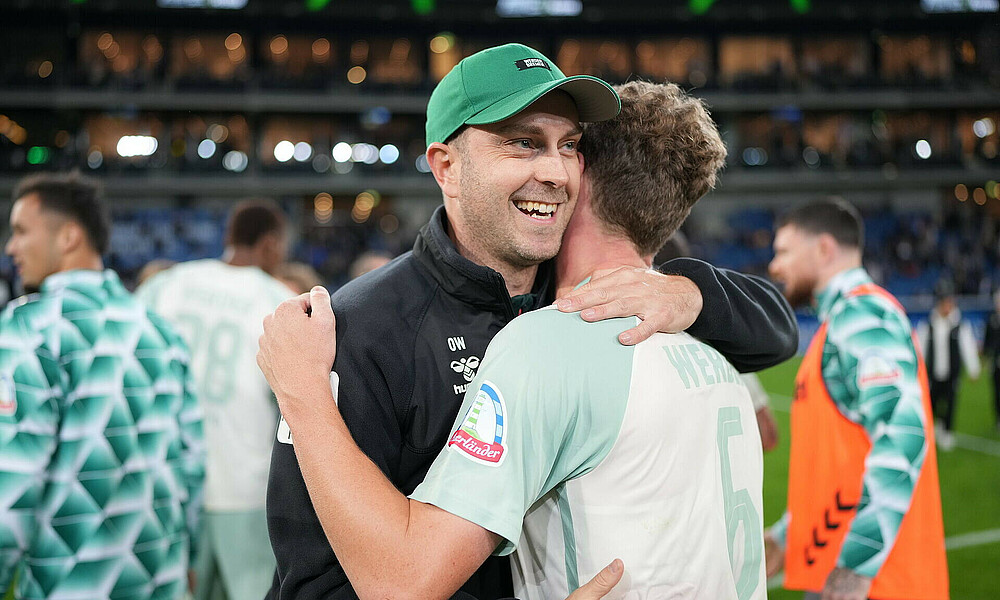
<box><xmin>857</xmin><ymin>349</ymin><xmax>902</xmax><ymax>389</ymax></box>
<box><xmin>0</xmin><ymin>375</ymin><xmax>15</xmax><ymax>417</ymax></box>
<box><xmin>448</xmin><ymin>381</ymin><xmax>507</xmax><ymax>467</ymax></box>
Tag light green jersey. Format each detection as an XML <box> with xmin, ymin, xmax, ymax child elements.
<box><xmin>412</xmin><ymin>306</ymin><xmax>765</xmax><ymax>600</ymax></box>
<box><xmin>136</xmin><ymin>259</ymin><xmax>291</xmax><ymax>511</ymax></box>
<box><xmin>0</xmin><ymin>270</ymin><xmax>204</xmax><ymax>600</ymax></box>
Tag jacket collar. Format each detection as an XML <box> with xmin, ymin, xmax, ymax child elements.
<box><xmin>413</xmin><ymin>205</ymin><xmax>553</xmax><ymax>318</ymax></box>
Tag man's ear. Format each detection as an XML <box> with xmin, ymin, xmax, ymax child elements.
<box><xmin>816</xmin><ymin>232</ymin><xmax>839</xmax><ymax>262</ymax></box>
<box><xmin>56</xmin><ymin>220</ymin><xmax>86</xmax><ymax>255</ymax></box>
<box><xmin>427</xmin><ymin>142</ymin><xmax>460</xmax><ymax>200</ymax></box>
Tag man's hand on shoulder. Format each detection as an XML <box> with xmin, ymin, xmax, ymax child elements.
<box><xmin>555</xmin><ymin>267</ymin><xmax>702</xmax><ymax>345</ymax></box>
<box><xmin>821</xmin><ymin>567</ymin><xmax>872</xmax><ymax>600</ymax></box>
<box><xmin>257</xmin><ymin>286</ymin><xmax>338</xmax><ymax>425</ymax></box>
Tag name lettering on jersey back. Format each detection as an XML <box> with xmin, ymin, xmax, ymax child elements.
<box><xmin>663</xmin><ymin>343</ymin><xmax>739</xmax><ymax>389</ymax></box>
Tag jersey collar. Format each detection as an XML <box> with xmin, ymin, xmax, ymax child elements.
<box><xmin>816</xmin><ymin>267</ymin><xmax>872</xmax><ymax>321</ymax></box>
<box><xmin>41</xmin><ymin>269</ymin><xmax>122</xmax><ymax>295</ymax></box>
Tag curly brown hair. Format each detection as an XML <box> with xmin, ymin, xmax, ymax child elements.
<box><xmin>580</xmin><ymin>81</ymin><xmax>727</xmax><ymax>256</ymax></box>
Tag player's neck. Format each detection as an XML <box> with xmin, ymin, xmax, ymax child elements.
<box><xmin>556</xmin><ymin>200</ymin><xmax>649</xmax><ymax>299</ymax></box>
<box><xmin>224</xmin><ymin>246</ymin><xmax>262</xmax><ymax>269</ymax></box>
<box><xmin>813</xmin><ymin>255</ymin><xmax>863</xmax><ymax>298</ymax></box>
<box><xmin>59</xmin><ymin>250</ymin><xmax>103</xmax><ymax>274</ymax></box>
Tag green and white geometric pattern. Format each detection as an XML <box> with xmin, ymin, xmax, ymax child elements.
<box><xmin>0</xmin><ymin>270</ymin><xmax>204</xmax><ymax>600</ymax></box>
<box><xmin>816</xmin><ymin>268</ymin><xmax>928</xmax><ymax>578</ymax></box>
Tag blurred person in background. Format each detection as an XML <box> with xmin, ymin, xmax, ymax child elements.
<box><xmin>658</xmin><ymin>231</ymin><xmax>780</xmax><ymax>451</ymax></box>
<box><xmin>276</xmin><ymin>261</ymin><xmax>323</xmax><ymax>295</ymax></box>
<box><xmin>916</xmin><ymin>281</ymin><xmax>981</xmax><ymax>451</ymax></box>
<box><xmin>262</xmin><ymin>43</ymin><xmax>797</xmax><ymax>600</ymax></box>
<box><xmin>136</xmin><ymin>258</ymin><xmax>176</xmax><ymax>287</ymax></box>
<box><xmin>136</xmin><ymin>199</ymin><xmax>292</xmax><ymax>600</ymax></box>
<box><xmin>983</xmin><ymin>290</ymin><xmax>1000</xmax><ymax>432</ymax></box>
<box><xmin>0</xmin><ymin>172</ymin><xmax>204</xmax><ymax>600</ymax></box>
<box><xmin>765</xmin><ymin>199</ymin><xmax>947</xmax><ymax>600</ymax></box>
<box><xmin>347</xmin><ymin>250</ymin><xmax>393</xmax><ymax>280</ymax></box>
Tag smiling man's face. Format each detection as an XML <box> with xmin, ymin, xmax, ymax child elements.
<box><xmin>449</xmin><ymin>91</ymin><xmax>582</xmax><ymax>270</ymax></box>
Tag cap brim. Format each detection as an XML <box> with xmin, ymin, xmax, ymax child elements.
<box><xmin>464</xmin><ymin>75</ymin><xmax>620</xmax><ymax>127</ymax></box>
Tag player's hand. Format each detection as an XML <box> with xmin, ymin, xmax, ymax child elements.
<box><xmin>257</xmin><ymin>286</ymin><xmax>338</xmax><ymax>424</ymax></box>
<box><xmin>764</xmin><ymin>530</ymin><xmax>784</xmax><ymax>578</ymax></box>
<box><xmin>821</xmin><ymin>567</ymin><xmax>872</xmax><ymax>600</ymax></box>
<box><xmin>755</xmin><ymin>406</ymin><xmax>779</xmax><ymax>451</ymax></box>
<box><xmin>565</xmin><ymin>559</ymin><xmax>624</xmax><ymax>600</ymax></box>
<box><xmin>555</xmin><ymin>267</ymin><xmax>703</xmax><ymax>345</ymax></box>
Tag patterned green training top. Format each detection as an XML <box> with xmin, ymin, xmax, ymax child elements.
<box><xmin>0</xmin><ymin>270</ymin><xmax>204</xmax><ymax>600</ymax></box>
<box><xmin>772</xmin><ymin>267</ymin><xmax>928</xmax><ymax>578</ymax></box>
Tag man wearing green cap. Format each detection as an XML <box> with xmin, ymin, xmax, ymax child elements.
<box><xmin>263</xmin><ymin>44</ymin><xmax>796</xmax><ymax>600</ymax></box>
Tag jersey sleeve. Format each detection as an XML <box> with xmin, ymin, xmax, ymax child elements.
<box><xmin>410</xmin><ymin>310</ymin><xmax>633</xmax><ymax>555</ymax></box>
<box><xmin>0</xmin><ymin>308</ymin><xmax>64</xmax><ymax>590</ymax></box>
<box><xmin>175</xmin><ymin>345</ymin><xmax>205</xmax><ymax>564</ymax></box>
<box><xmin>660</xmin><ymin>258</ymin><xmax>798</xmax><ymax>373</ymax></box>
<box><xmin>822</xmin><ymin>296</ymin><xmax>928</xmax><ymax>578</ymax></box>
<box><xmin>149</xmin><ymin>314</ymin><xmax>205</xmax><ymax>564</ymax></box>
<box><xmin>958</xmin><ymin>321</ymin><xmax>981</xmax><ymax>378</ymax></box>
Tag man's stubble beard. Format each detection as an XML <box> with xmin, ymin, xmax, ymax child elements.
<box><xmin>458</xmin><ymin>162</ymin><xmax>567</xmax><ymax>270</ymax></box>
<box><xmin>783</xmin><ymin>282</ymin><xmax>814</xmax><ymax>309</ymax></box>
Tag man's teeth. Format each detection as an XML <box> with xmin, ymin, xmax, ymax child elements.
<box><xmin>513</xmin><ymin>200</ymin><xmax>557</xmax><ymax>218</ymax></box>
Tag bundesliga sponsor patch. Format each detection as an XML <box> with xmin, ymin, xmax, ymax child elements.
<box><xmin>0</xmin><ymin>375</ymin><xmax>15</xmax><ymax>417</ymax></box>
<box><xmin>448</xmin><ymin>381</ymin><xmax>507</xmax><ymax>466</ymax></box>
<box><xmin>514</xmin><ymin>58</ymin><xmax>550</xmax><ymax>71</ymax></box>
<box><xmin>857</xmin><ymin>349</ymin><xmax>902</xmax><ymax>389</ymax></box>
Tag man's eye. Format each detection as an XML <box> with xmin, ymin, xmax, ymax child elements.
<box><xmin>563</xmin><ymin>140</ymin><xmax>577</xmax><ymax>151</ymax></box>
<box><xmin>515</xmin><ymin>140</ymin><xmax>533</xmax><ymax>149</ymax></box>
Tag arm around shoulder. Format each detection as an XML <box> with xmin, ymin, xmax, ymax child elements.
<box><xmin>663</xmin><ymin>257</ymin><xmax>798</xmax><ymax>372</ymax></box>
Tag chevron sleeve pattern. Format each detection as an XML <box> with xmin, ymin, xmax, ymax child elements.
<box><xmin>821</xmin><ymin>292</ymin><xmax>927</xmax><ymax>578</ymax></box>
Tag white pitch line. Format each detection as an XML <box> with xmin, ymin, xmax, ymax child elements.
<box><xmin>945</xmin><ymin>527</ymin><xmax>1000</xmax><ymax>551</ymax></box>
<box><xmin>766</xmin><ymin>393</ymin><xmax>1000</xmax><ymax>458</ymax></box>
<box><xmin>764</xmin><ymin>528</ymin><xmax>1000</xmax><ymax>590</ymax></box>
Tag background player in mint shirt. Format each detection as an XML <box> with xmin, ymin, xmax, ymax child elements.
<box><xmin>257</xmin><ymin>81</ymin><xmax>768</xmax><ymax>599</ymax></box>
<box><xmin>0</xmin><ymin>173</ymin><xmax>204</xmax><ymax>600</ymax></box>
<box><xmin>136</xmin><ymin>200</ymin><xmax>292</xmax><ymax>600</ymax></box>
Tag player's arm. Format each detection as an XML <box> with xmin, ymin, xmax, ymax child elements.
<box><xmin>984</xmin><ymin>317</ymin><xmax>998</xmax><ymax>357</ymax></box>
<box><xmin>282</xmin><ymin>395</ymin><xmax>499</xmax><ymax>599</ymax></box>
<box><xmin>0</xmin><ymin>312</ymin><xmax>62</xmax><ymax>590</ymax></box>
<box><xmin>958</xmin><ymin>321</ymin><xmax>981</xmax><ymax>379</ymax></box>
<box><xmin>258</xmin><ymin>289</ymin><xmax>499</xmax><ymax>600</ymax></box>
<box><xmin>556</xmin><ymin>258</ymin><xmax>798</xmax><ymax>372</ymax></box>
<box><xmin>823</xmin><ymin>300</ymin><xmax>928</xmax><ymax>593</ymax></box>
<box><xmin>258</xmin><ymin>289</ymin><xmax>621</xmax><ymax>600</ymax></box>
<box><xmin>166</xmin><ymin>326</ymin><xmax>206</xmax><ymax>565</ymax></box>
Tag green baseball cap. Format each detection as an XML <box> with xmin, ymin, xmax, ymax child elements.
<box><xmin>425</xmin><ymin>43</ymin><xmax>621</xmax><ymax>147</ymax></box>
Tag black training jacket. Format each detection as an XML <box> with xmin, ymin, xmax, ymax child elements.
<box><xmin>265</xmin><ymin>206</ymin><xmax>797</xmax><ymax>600</ymax></box>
